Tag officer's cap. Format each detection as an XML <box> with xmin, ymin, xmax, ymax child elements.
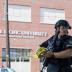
<box><xmin>55</xmin><ymin>20</ymin><xmax>71</xmax><ymax>29</ymax></box>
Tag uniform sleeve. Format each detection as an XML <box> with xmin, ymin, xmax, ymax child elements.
<box><xmin>40</xmin><ymin>36</ymin><xmax>54</xmax><ymax>48</ymax></box>
<box><xmin>66</xmin><ymin>36</ymin><xmax>72</xmax><ymax>49</ymax></box>
<box><xmin>40</xmin><ymin>39</ymin><xmax>49</xmax><ymax>48</ymax></box>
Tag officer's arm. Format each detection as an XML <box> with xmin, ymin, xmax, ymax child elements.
<box><xmin>40</xmin><ymin>36</ymin><xmax>54</xmax><ymax>48</ymax></box>
<box><xmin>54</xmin><ymin>49</ymin><xmax>72</xmax><ymax>58</ymax></box>
<box><xmin>40</xmin><ymin>39</ymin><xmax>49</xmax><ymax>48</ymax></box>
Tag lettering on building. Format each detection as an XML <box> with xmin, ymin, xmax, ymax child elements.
<box><xmin>0</xmin><ymin>30</ymin><xmax>48</xmax><ymax>39</ymax></box>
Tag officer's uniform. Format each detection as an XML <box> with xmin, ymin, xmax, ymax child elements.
<box><xmin>40</xmin><ymin>35</ymin><xmax>72</xmax><ymax>72</ymax></box>
<box><xmin>40</xmin><ymin>20</ymin><xmax>72</xmax><ymax>72</ymax></box>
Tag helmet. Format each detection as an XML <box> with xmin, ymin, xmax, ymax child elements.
<box><xmin>55</xmin><ymin>20</ymin><xmax>71</xmax><ymax>29</ymax></box>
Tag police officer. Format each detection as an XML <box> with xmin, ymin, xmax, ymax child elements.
<box><xmin>39</xmin><ymin>20</ymin><xmax>72</xmax><ymax>72</ymax></box>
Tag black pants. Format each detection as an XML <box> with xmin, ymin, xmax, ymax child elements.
<box><xmin>47</xmin><ymin>64</ymin><xmax>72</xmax><ymax>72</ymax></box>
<box><xmin>58</xmin><ymin>65</ymin><xmax>72</xmax><ymax>72</ymax></box>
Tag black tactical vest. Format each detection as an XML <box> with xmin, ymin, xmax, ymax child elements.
<box><xmin>40</xmin><ymin>35</ymin><xmax>72</xmax><ymax>66</ymax></box>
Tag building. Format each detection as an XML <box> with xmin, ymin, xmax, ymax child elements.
<box><xmin>0</xmin><ymin>0</ymin><xmax>72</xmax><ymax>72</ymax></box>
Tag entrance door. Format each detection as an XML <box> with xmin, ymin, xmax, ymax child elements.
<box><xmin>2</xmin><ymin>48</ymin><xmax>31</xmax><ymax>72</ymax></box>
<box><xmin>11</xmin><ymin>60</ymin><xmax>31</xmax><ymax>72</ymax></box>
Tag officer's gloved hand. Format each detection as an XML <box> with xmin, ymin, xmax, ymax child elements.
<box><xmin>38</xmin><ymin>50</ymin><xmax>46</xmax><ymax>58</ymax></box>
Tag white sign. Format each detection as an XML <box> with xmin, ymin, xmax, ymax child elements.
<box><xmin>0</xmin><ymin>30</ymin><xmax>48</xmax><ymax>39</ymax></box>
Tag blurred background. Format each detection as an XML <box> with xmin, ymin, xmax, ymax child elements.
<box><xmin>0</xmin><ymin>0</ymin><xmax>72</xmax><ymax>72</ymax></box>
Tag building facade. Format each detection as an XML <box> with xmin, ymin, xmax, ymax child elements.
<box><xmin>0</xmin><ymin>0</ymin><xmax>72</xmax><ymax>72</ymax></box>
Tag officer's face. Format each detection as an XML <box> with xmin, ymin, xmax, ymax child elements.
<box><xmin>59</xmin><ymin>26</ymin><xmax>68</xmax><ymax>36</ymax></box>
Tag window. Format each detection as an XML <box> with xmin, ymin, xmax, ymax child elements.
<box><xmin>40</xmin><ymin>8</ymin><xmax>65</xmax><ymax>24</ymax></box>
<box><xmin>2</xmin><ymin>48</ymin><xmax>31</xmax><ymax>62</ymax></box>
<box><xmin>8</xmin><ymin>5</ymin><xmax>31</xmax><ymax>22</ymax></box>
